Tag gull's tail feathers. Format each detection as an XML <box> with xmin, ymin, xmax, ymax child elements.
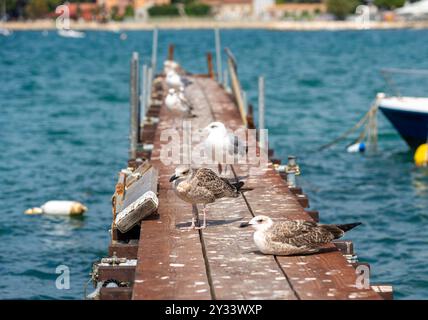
<box><xmin>335</xmin><ymin>222</ymin><xmax>362</xmax><ymax>232</ymax></box>
<box><xmin>322</xmin><ymin>222</ymin><xmax>362</xmax><ymax>239</ymax></box>
<box><xmin>231</xmin><ymin>181</ymin><xmax>253</xmax><ymax>193</ymax></box>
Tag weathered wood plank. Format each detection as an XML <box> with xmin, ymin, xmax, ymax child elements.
<box><xmin>131</xmin><ymin>74</ymin><xmax>383</xmax><ymax>300</ymax></box>
<box><xmin>196</xmin><ymin>76</ymin><xmax>382</xmax><ymax>300</ymax></box>
<box><xmin>132</xmin><ymin>80</ymin><xmax>211</xmax><ymax>300</ymax></box>
<box><xmin>189</xmin><ymin>77</ymin><xmax>297</xmax><ymax>299</ymax></box>
<box><xmin>100</xmin><ymin>287</ymin><xmax>133</xmax><ymax>300</ymax></box>
<box><xmin>202</xmin><ymin>197</ymin><xmax>297</xmax><ymax>300</ymax></box>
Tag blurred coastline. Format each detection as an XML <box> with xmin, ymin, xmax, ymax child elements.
<box><xmin>4</xmin><ymin>18</ymin><xmax>428</xmax><ymax>30</ymax></box>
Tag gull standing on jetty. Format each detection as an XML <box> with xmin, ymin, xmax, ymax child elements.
<box><xmin>204</xmin><ymin>121</ymin><xmax>246</xmax><ymax>174</ymax></box>
<box><xmin>170</xmin><ymin>166</ymin><xmax>247</xmax><ymax>229</ymax></box>
<box><xmin>240</xmin><ymin>215</ymin><xmax>361</xmax><ymax>255</ymax></box>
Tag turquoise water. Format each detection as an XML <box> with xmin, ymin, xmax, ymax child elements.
<box><xmin>1</xmin><ymin>29</ymin><xmax>428</xmax><ymax>299</ymax></box>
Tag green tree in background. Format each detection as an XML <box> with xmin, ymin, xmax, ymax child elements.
<box><xmin>110</xmin><ymin>5</ymin><xmax>123</xmax><ymax>21</ymax></box>
<box><xmin>276</xmin><ymin>0</ymin><xmax>323</xmax><ymax>3</ymax></box>
<box><xmin>148</xmin><ymin>4</ymin><xmax>179</xmax><ymax>16</ymax></box>
<box><xmin>326</xmin><ymin>0</ymin><xmax>361</xmax><ymax>20</ymax></box>
<box><xmin>5</xmin><ymin>0</ymin><xmax>97</xmax><ymax>19</ymax></box>
<box><xmin>184</xmin><ymin>3</ymin><xmax>210</xmax><ymax>16</ymax></box>
<box><xmin>374</xmin><ymin>0</ymin><xmax>405</xmax><ymax>9</ymax></box>
<box><xmin>25</xmin><ymin>0</ymin><xmax>49</xmax><ymax>18</ymax></box>
<box><xmin>124</xmin><ymin>4</ymin><xmax>134</xmax><ymax>18</ymax></box>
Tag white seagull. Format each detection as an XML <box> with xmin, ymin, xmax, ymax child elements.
<box><xmin>204</xmin><ymin>121</ymin><xmax>246</xmax><ymax>174</ymax></box>
<box><xmin>164</xmin><ymin>88</ymin><xmax>194</xmax><ymax>118</ymax></box>
<box><xmin>240</xmin><ymin>215</ymin><xmax>362</xmax><ymax>256</ymax></box>
<box><xmin>166</xmin><ymin>70</ymin><xmax>183</xmax><ymax>90</ymax></box>
<box><xmin>164</xmin><ymin>60</ymin><xmax>181</xmax><ymax>74</ymax></box>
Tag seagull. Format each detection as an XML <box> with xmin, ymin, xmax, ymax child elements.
<box><xmin>178</xmin><ymin>87</ymin><xmax>192</xmax><ymax>110</ymax></box>
<box><xmin>166</xmin><ymin>70</ymin><xmax>184</xmax><ymax>90</ymax></box>
<box><xmin>164</xmin><ymin>88</ymin><xmax>194</xmax><ymax>118</ymax></box>
<box><xmin>169</xmin><ymin>166</ymin><xmax>247</xmax><ymax>229</ymax></box>
<box><xmin>164</xmin><ymin>60</ymin><xmax>181</xmax><ymax>74</ymax></box>
<box><xmin>204</xmin><ymin>121</ymin><xmax>246</xmax><ymax>174</ymax></box>
<box><xmin>240</xmin><ymin>215</ymin><xmax>362</xmax><ymax>256</ymax></box>
<box><xmin>166</xmin><ymin>70</ymin><xmax>192</xmax><ymax>90</ymax></box>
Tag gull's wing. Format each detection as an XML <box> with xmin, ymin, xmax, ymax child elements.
<box><xmin>269</xmin><ymin>220</ymin><xmax>336</xmax><ymax>247</ymax></box>
<box><xmin>193</xmin><ymin>168</ymin><xmax>237</xmax><ymax>198</ymax></box>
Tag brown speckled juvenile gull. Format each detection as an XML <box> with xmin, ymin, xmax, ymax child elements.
<box><xmin>240</xmin><ymin>215</ymin><xmax>361</xmax><ymax>256</ymax></box>
<box><xmin>169</xmin><ymin>166</ymin><xmax>246</xmax><ymax>229</ymax></box>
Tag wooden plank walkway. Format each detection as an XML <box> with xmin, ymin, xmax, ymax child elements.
<box><xmin>131</xmin><ymin>75</ymin><xmax>383</xmax><ymax>300</ymax></box>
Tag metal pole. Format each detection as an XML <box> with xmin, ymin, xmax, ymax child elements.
<box><xmin>207</xmin><ymin>52</ymin><xmax>214</xmax><ymax>79</ymax></box>
<box><xmin>286</xmin><ymin>156</ymin><xmax>297</xmax><ymax>188</ymax></box>
<box><xmin>223</xmin><ymin>68</ymin><xmax>228</xmax><ymax>89</ymax></box>
<box><xmin>215</xmin><ymin>28</ymin><xmax>222</xmax><ymax>84</ymax></box>
<box><xmin>258</xmin><ymin>76</ymin><xmax>265</xmax><ymax>149</ymax></box>
<box><xmin>242</xmin><ymin>90</ymin><xmax>248</xmax><ymax>115</ymax></box>
<box><xmin>146</xmin><ymin>67</ymin><xmax>153</xmax><ymax>108</ymax></box>
<box><xmin>168</xmin><ymin>44</ymin><xmax>175</xmax><ymax>61</ymax></box>
<box><xmin>140</xmin><ymin>64</ymin><xmax>148</xmax><ymax>126</ymax></box>
<box><xmin>130</xmin><ymin>52</ymin><xmax>139</xmax><ymax>159</ymax></box>
<box><xmin>151</xmin><ymin>28</ymin><xmax>158</xmax><ymax>74</ymax></box>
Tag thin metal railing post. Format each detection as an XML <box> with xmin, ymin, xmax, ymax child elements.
<box><xmin>215</xmin><ymin>28</ymin><xmax>222</xmax><ymax>84</ymax></box>
<box><xmin>223</xmin><ymin>68</ymin><xmax>229</xmax><ymax>89</ymax></box>
<box><xmin>258</xmin><ymin>76</ymin><xmax>265</xmax><ymax>150</ymax></box>
<box><xmin>227</xmin><ymin>57</ymin><xmax>247</xmax><ymax>127</ymax></box>
<box><xmin>140</xmin><ymin>64</ymin><xmax>148</xmax><ymax>126</ymax></box>
<box><xmin>130</xmin><ymin>52</ymin><xmax>139</xmax><ymax>159</ymax></box>
<box><xmin>146</xmin><ymin>67</ymin><xmax>153</xmax><ymax>108</ymax></box>
<box><xmin>151</xmin><ymin>28</ymin><xmax>158</xmax><ymax>74</ymax></box>
<box><xmin>207</xmin><ymin>52</ymin><xmax>214</xmax><ymax>79</ymax></box>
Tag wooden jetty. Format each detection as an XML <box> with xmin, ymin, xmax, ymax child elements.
<box><xmin>88</xmin><ymin>46</ymin><xmax>393</xmax><ymax>301</ymax></box>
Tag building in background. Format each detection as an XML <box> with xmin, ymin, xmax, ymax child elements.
<box><xmin>267</xmin><ymin>1</ymin><xmax>326</xmax><ymax>19</ymax></box>
<box><xmin>97</xmin><ymin>0</ymin><xmax>133</xmax><ymax>16</ymax></box>
<box><xmin>201</xmin><ymin>0</ymin><xmax>253</xmax><ymax>20</ymax></box>
<box><xmin>67</xmin><ymin>3</ymin><xmax>98</xmax><ymax>21</ymax></box>
<box><xmin>253</xmin><ymin>0</ymin><xmax>274</xmax><ymax>18</ymax></box>
<box><xmin>133</xmin><ymin>0</ymin><xmax>171</xmax><ymax>19</ymax></box>
<box><xmin>396</xmin><ymin>0</ymin><xmax>428</xmax><ymax>20</ymax></box>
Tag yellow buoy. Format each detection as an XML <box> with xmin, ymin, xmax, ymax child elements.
<box><xmin>414</xmin><ymin>144</ymin><xmax>428</xmax><ymax>167</ymax></box>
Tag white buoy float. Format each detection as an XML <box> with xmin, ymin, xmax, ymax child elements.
<box><xmin>347</xmin><ymin>142</ymin><xmax>366</xmax><ymax>153</ymax></box>
<box><xmin>25</xmin><ymin>200</ymin><xmax>87</xmax><ymax>216</ymax></box>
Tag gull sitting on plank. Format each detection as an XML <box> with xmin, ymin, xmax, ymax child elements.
<box><xmin>170</xmin><ymin>166</ymin><xmax>248</xmax><ymax>229</ymax></box>
<box><xmin>166</xmin><ymin>70</ymin><xmax>191</xmax><ymax>90</ymax></box>
<box><xmin>164</xmin><ymin>88</ymin><xmax>194</xmax><ymax>118</ymax></box>
<box><xmin>164</xmin><ymin>60</ymin><xmax>181</xmax><ymax>74</ymax></box>
<box><xmin>204</xmin><ymin>121</ymin><xmax>246</xmax><ymax>175</ymax></box>
<box><xmin>166</xmin><ymin>70</ymin><xmax>182</xmax><ymax>89</ymax></box>
<box><xmin>240</xmin><ymin>215</ymin><xmax>361</xmax><ymax>256</ymax></box>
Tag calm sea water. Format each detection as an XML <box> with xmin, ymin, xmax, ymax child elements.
<box><xmin>1</xmin><ymin>29</ymin><xmax>428</xmax><ymax>300</ymax></box>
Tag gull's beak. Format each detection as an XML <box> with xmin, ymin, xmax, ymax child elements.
<box><xmin>239</xmin><ymin>221</ymin><xmax>251</xmax><ymax>228</ymax></box>
<box><xmin>169</xmin><ymin>174</ymin><xmax>178</xmax><ymax>182</ymax></box>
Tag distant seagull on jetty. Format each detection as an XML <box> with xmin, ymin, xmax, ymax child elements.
<box><xmin>166</xmin><ymin>70</ymin><xmax>191</xmax><ymax>90</ymax></box>
<box><xmin>166</xmin><ymin>70</ymin><xmax>183</xmax><ymax>89</ymax></box>
<box><xmin>204</xmin><ymin>121</ymin><xmax>246</xmax><ymax>174</ymax></box>
<box><xmin>164</xmin><ymin>60</ymin><xmax>181</xmax><ymax>74</ymax></box>
<box><xmin>164</xmin><ymin>88</ymin><xmax>194</xmax><ymax>118</ymax></box>
<box><xmin>170</xmin><ymin>166</ymin><xmax>248</xmax><ymax>229</ymax></box>
<box><xmin>240</xmin><ymin>215</ymin><xmax>361</xmax><ymax>256</ymax></box>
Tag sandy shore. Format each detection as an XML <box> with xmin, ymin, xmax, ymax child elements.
<box><xmin>3</xmin><ymin>19</ymin><xmax>428</xmax><ymax>31</ymax></box>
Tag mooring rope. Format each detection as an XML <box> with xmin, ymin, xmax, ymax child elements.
<box><xmin>319</xmin><ymin>97</ymin><xmax>380</xmax><ymax>151</ymax></box>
